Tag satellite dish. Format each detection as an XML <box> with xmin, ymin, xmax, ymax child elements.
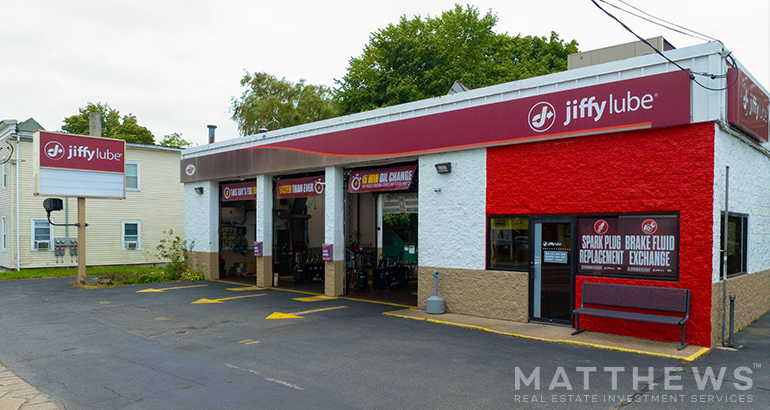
<box><xmin>0</xmin><ymin>141</ymin><xmax>14</xmax><ymax>165</ymax></box>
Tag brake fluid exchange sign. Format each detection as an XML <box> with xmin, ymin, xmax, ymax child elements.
<box><xmin>34</xmin><ymin>131</ymin><xmax>126</xmax><ymax>199</ymax></box>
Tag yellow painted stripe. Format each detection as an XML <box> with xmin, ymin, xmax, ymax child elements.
<box><xmin>245</xmin><ymin>341</ymin><xmax>260</xmax><ymax>345</ymax></box>
<box><xmin>212</xmin><ymin>279</ymin><xmax>260</xmax><ymax>287</ymax></box>
<box><xmin>293</xmin><ymin>295</ymin><xmax>337</xmax><ymax>302</ymax></box>
<box><xmin>211</xmin><ymin>280</ymin><xmax>416</xmax><ymax>309</ymax></box>
<box><xmin>238</xmin><ymin>339</ymin><xmax>252</xmax><ymax>343</ymax></box>
<box><xmin>294</xmin><ymin>306</ymin><xmax>348</xmax><ymax>315</ymax></box>
<box><xmin>382</xmin><ymin>312</ymin><xmax>711</xmax><ymax>362</ymax></box>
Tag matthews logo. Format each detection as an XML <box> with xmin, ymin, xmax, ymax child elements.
<box><xmin>513</xmin><ymin>366</ymin><xmax>754</xmax><ymax>405</ymax></box>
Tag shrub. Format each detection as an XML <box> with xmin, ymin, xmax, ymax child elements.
<box><xmin>156</xmin><ymin>230</ymin><xmax>195</xmax><ymax>280</ymax></box>
<box><xmin>180</xmin><ymin>269</ymin><xmax>204</xmax><ymax>282</ymax></box>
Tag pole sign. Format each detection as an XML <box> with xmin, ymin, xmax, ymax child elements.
<box><xmin>727</xmin><ymin>67</ymin><xmax>770</xmax><ymax>143</ymax></box>
<box><xmin>221</xmin><ymin>181</ymin><xmax>257</xmax><ymax>202</ymax></box>
<box><xmin>33</xmin><ymin>131</ymin><xmax>126</xmax><ymax>199</ymax></box>
<box><xmin>277</xmin><ymin>176</ymin><xmax>325</xmax><ymax>198</ymax></box>
<box><xmin>577</xmin><ymin>214</ymin><xmax>679</xmax><ymax>280</ymax></box>
<box><xmin>348</xmin><ymin>165</ymin><xmax>417</xmax><ymax>193</ymax></box>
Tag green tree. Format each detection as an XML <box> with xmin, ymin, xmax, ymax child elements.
<box><xmin>230</xmin><ymin>72</ymin><xmax>341</xmax><ymax>135</ymax></box>
<box><xmin>335</xmin><ymin>5</ymin><xmax>579</xmax><ymax>114</ymax></box>
<box><xmin>159</xmin><ymin>132</ymin><xmax>193</xmax><ymax>148</ymax></box>
<box><xmin>62</xmin><ymin>102</ymin><xmax>155</xmax><ymax>145</ymax></box>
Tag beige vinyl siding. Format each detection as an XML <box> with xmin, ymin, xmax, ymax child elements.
<box><xmin>16</xmin><ymin>139</ymin><xmax>184</xmax><ymax>268</ymax></box>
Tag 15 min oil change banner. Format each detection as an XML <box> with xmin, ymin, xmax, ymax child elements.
<box><xmin>577</xmin><ymin>214</ymin><xmax>679</xmax><ymax>279</ymax></box>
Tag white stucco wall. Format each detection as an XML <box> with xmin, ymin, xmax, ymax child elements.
<box><xmin>184</xmin><ymin>181</ymin><xmax>219</xmax><ymax>253</ymax></box>
<box><xmin>418</xmin><ymin>148</ymin><xmax>487</xmax><ymax>270</ymax></box>
<box><xmin>712</xmin><ymin>124</ymin><xmax>770</xmax><ymax>282</ymax></box>
<box><xmin>324</xmin><ymin>166</ymin><xmax>344</xmax><ymax>260</ymax></box>
<box><xmin>256</xmin><ymin>175</ymin><xmax>273</xmax><ymax>256</ymax></box>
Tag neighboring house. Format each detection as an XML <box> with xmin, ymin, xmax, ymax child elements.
<box><xmin>0</xmin><ymin>118</ymin><xmax>184</xmax><ymax>270</ymax></box>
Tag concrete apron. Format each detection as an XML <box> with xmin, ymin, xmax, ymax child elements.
<box><xmin>384</xmin><ymin>309</ymin><xmax>710</xmax><ymax>361</ymax></box>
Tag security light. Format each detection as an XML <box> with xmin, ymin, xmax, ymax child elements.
<box><xmin>194</xmin><ymin>187</ymin><xmax>204</xmax><ymax>195</ymax></box>
<box><xmin>435</xmin><ymin>162</ymin><xmax>452</xmax><ymax>174</ymax></box>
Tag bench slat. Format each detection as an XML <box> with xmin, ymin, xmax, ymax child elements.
<box><xmin>581</xmin><ymin>283</ymin><xmax>688</xmax><ymax>313</ymax></box>
<box><xmin>574</xmin><ymin>307</ymin><xmax>685</xmax><ymax>325</ymax></box>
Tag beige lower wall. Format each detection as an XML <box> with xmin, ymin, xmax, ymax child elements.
<box><xmin>190</xmin><ymin>251</ymin><xmax>218</xmax><ymax>280</ymax></box>
<box><xmin>711</xmin><ymin>269</ymin><xmax>770</xmax><ymax>346</ymax></box>
<box><xmin>256</xmin><ymin>256</ymin><xmax>272</xmax><ymax>287</ymax></box>
<box><xmin>324</xmin><ymin>260</ymin><xmax>345</xmax><ymax>297</ymax></box>
<box><xmin>418</xmin><ymin>266</ymin><xmax>529</xmax><ymax>322</ymax></box>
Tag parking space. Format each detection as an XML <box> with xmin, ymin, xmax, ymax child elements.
<box><xmin>0</xmin><ymin>278</ymin><xmax>767</xmax><ymax>410</ymax></box>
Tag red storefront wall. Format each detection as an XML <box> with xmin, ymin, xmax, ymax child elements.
<box><xmin>486</xmin><ymin>122</ymin><xmax>715</xmax><ymax>347</ymax></box>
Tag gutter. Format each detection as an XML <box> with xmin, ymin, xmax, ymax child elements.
<box><xmin>14</xmin><ymin>127</ymin><xmax>20</xmax><ymax>271</ymax></box>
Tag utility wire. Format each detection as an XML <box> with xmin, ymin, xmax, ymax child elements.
<box><xmin>614</xmin><ymin>0</ymin><xmax>718</xmax><ymax>42</ymax></box>
<box><xmin>589</xmin><ymin>0</ymin><xmax>737</xmax><ymax>91</ymax></box>
<box><xmin>598</xmin><ymin>0</ymin><xmax>712</xmax><ymax>43</ymax></box>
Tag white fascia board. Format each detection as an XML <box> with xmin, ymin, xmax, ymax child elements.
<box><xmin>183</xmin><ymin>42</ymin><xmax>727</xmax><ymax>160</ymax></box>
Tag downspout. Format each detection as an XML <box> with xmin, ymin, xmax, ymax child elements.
<box><xmin>14</xmin><ymin>127</ymin><xmax>20</xmax><ymax>271</ymax></box>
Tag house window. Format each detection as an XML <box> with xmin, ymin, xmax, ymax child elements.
<box><xmin>122</xmin><ymin>220</ymin><xmax>141</xmax><ymax>250</ymax></box>
<box><xmin>31</xmin><ymin>218</ymin><xmax>53</xmax><ymax>251</ymax></box>
<box><xmin>126</xmin><ymin>162</ymin><xmax>140</xmax><ymax>191</ymax></box>
<box><xmin>2</xmin><ymin>217</ymin><xmax>6</xmax><ymax>251</ymax></box>
<box><xmin>720</xmin><ymin>213</ymin><xmax>748</xmax><ymax>277</ymax></box>
<box><xmin>487</xmin><ymin>217</ymin><xmax>530</xmax><ymax>271</ymax></box>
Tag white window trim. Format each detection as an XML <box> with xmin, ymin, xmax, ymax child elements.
<box><xmin>122</xmin><ymin>220</ymin><xmax>141</xmax><ymax>251</ymax></box>
<box><xmin>31</xmin><ymin>218</ymin><xmax>54</xmax><ymax>251</ymax></box>
<box><xmin>2</xmin><ymin>163</ymin><xmax>6</xmax><ymax>189</ymax></box>
<box><xmin>2</xmin><ymin>216</ymin><xmax>6</xmax><ymax>251</ymax></box>
<box><xmin>126</xmin><ymin>161</ymin><xmax>140</xmax><ymax>191</ymax></box>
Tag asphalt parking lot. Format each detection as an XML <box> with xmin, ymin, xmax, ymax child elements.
<box><xmin>0</xmin><ymin>278</ymin><xmax>767</xmax><ymax>410</ymax></box>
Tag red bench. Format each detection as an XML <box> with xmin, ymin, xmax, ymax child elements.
<box><xmin>572</xmin><ymin>282</ymin><xmax>690</xmax><ymax>350</ymax></box>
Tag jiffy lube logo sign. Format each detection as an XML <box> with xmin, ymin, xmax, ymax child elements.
<box><xmin>39</xmin><ymin>131</ymin><xmax>125</xmax><ymax>173</ymax></box>
<box><xmin>529</xmin><ymin>89</ymin><xmax>659</xmax><ymax>133</ymax></box>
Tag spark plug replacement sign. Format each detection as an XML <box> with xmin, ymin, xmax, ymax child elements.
<box><xmin>578</xmin><ymin>214</ymin><xmax>679</xmax><ymax>279</ymax></box>
<box><xmin>34</xmin><ymin>131</ymin><xmax>126</xmax><ymax>199</ymax></box>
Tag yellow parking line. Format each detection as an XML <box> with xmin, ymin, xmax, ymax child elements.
<box><xmin>383</xmin><ymin>312</ymin><xmax>711</xmax><ymax>362</ymax></box>
<box><xmin>294</xmin><ymin>306</ymin><xmax>348</xmax><ymax>315</ymax></box>
<box><xmin>211</xmin><ymin>280</ymin><xmax>416</xmax><ymax>309</ymax></box>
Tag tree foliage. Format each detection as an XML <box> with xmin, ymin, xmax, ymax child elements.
<box><xmin>62</xmin><ymin>102</ymin><xmax>155</xmax><ymax>145</ymax></box>
<box><xmin>335</xmin><ymin>4</ymin><xmax>579</xmax><ymax>114</ymax></box>
<box><xmin>159</xmin><ymin>132</ymin><xmax>193</xmax><ymax>148</ymax></box>
<box><xmin>230</xmin><ymin>72</ymin><xmax>341</xmax><ymax>135</ymax></box>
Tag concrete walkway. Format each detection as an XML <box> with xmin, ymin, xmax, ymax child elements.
<box><xmin>0</xmin><ymin>363</ymin><xmax>62</xmax><ymax>410</ymax></box>
<box><xmin>385</xmin><ymin>308</ymin><xmax>710</xmax><ymax>361</ymax></box>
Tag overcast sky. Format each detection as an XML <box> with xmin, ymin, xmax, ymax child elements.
<box><xmin>2</xmin><ymin>0</ymin><xmax>768</xmax><ymax>146</ymax></box>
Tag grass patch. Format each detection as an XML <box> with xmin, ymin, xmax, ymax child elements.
<box><xmin>0</xmin><ymin>266</ymin><xmax>159</xmax><ymax>281</ymax></box>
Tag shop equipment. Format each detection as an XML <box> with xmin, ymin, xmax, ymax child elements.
<box><xmin>572</xmin><ymin>283</ymin><xmax>690</xmax><ymax>350</ymax></box>
<box><xmin>353</xmin><ymin>253</ymin><xmax>369</xmax><ymax>292</ymax></box>
<box><xmin>426</xmin><ymin>270</ymin><xmax>445</xmax><ymax>314</ymax></box>
<box><xmin>292</xmin><ymin>252</ymin><xmax>307</xmax><ymax>284</ymax></box>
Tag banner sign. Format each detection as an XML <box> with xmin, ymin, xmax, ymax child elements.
<box><xmin>348</xmin><ymin>165</ymin><xmax>416</xmax><ymax>193</ymax></box>
<box><xmin>277</xmin><ymin>176</ymin><xmax>325</xmax><ymax>198</ymax></box>
<box><xmin>261</xmin><ymin>71</ymin><xmax>691</xmax><ymax>158</ymax></box>
<box><xmin>33</xmin><ymin>131</ymin><xmax>126</xmax><ymax>199</ymax></box>
<box><xmin>221</xmin><ymin>181</ymin><xmax>256</xmax><ymax>202</ymax></box>
<box><xmin>382</xmin><ymin>193</ymin><xmax>418</xmax><ymax>214</ymax></box>
<box><xmin>577</xmin><ymin>214</ymin><xmax>679</xmax><ymax>279</ymax></box>
<box><xmin>727</xmin><ymin>67</ymin><xmax>769</xmax><ymax>143</ymax></box>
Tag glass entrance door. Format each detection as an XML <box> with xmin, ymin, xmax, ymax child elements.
<box><xmin>531</xmin><ymin>220</ymin><xmax>573</xmax><ymax>323</ymax></box>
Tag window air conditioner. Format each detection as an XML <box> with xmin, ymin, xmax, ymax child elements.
<box><xmin>125</xmin><ymin>242</ymin><xmax>138</xmax><ymax>250</ymax></box>
<box><xmin>35</xmin><ymin>241</ymin><xmax>50</xmax><ymax>250</ymax></box>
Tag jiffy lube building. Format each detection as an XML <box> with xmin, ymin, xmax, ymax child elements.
<box><xmin>181</xmin><ymin>39</ymin><xmax>770</xmax><ymax>348</ymax></box>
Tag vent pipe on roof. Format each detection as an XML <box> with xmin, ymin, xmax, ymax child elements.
<box><xmin>207</xmin><ymin>125</ymin><xmax>217</xmax><ymax>144</ymax></box>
